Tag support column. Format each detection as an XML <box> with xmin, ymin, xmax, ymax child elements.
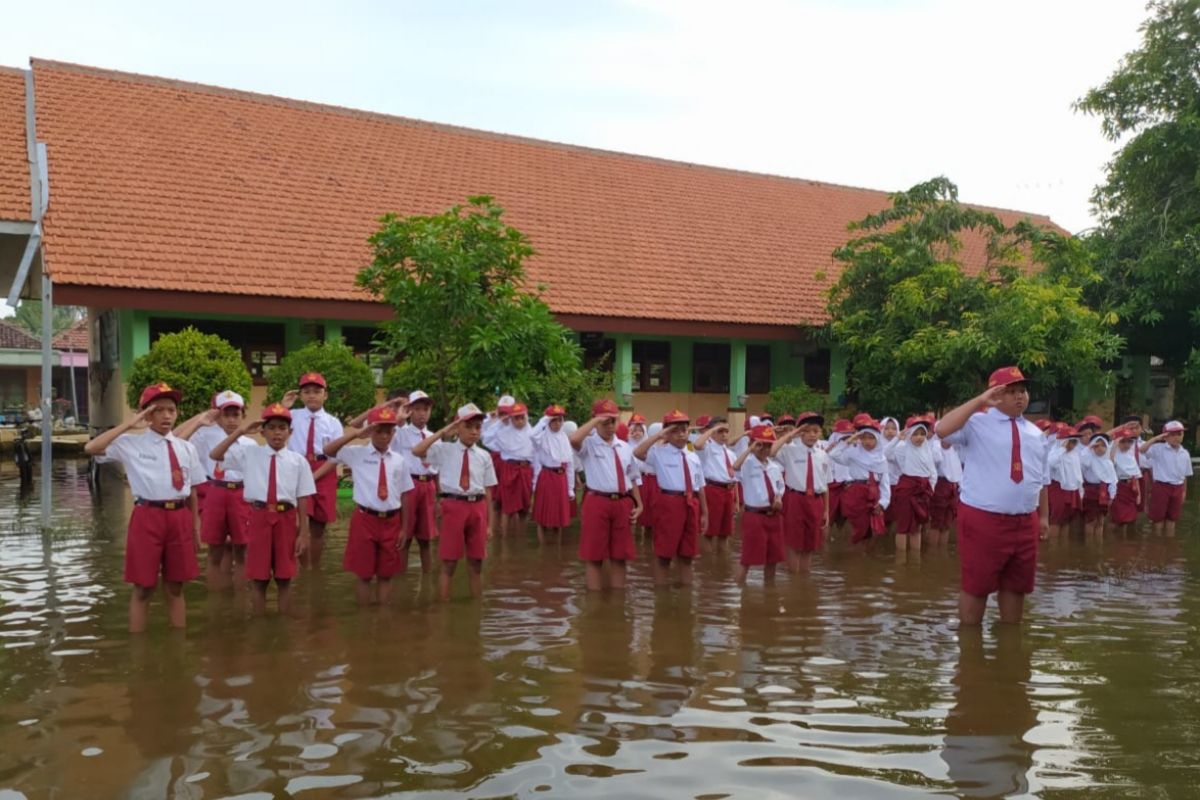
<box><xmin>669</xmin><ymin>339</ymin><xmax>692</xmax><ymax>393</ymax></box>
<box><xmin>614</xmin><ymin>334</ymin><xmax>633</xmax><ymax>406</ymax></box>
<box><xmin>324</xmin><ymin>320</ymin><xmax>343</xmax><ymax>343</ymax></box>
<box><xmin>729</xmin><ymin>340</ymin><xmax>747</xmax><ymax>409</ymax></box>
<box><xmin>40</xmin><ymin>271</ymin><xmax>52</xmax><ymax>525</ymax></box>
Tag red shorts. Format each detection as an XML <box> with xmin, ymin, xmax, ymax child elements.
<box><xmin>930</xmin><ymin>479</ymin><xmax>959</xmax><ymax>529</ymax></box>
<box><xmin>579</xmin><ymin>493</ymin><xmax>635</xmax><ymax>562</ymax></box>
<box><xmin>1109</xmin><ymin>478</ymin><xmax>1140</xmax><ymax>524</ymax></box>
<box><xmin>840</xmin><ymin>481</ymin><xmax>882</xmax><ymax>544</ymax></box>
<box><xmin>782</xmin><ymin>489</ymin><xmax>825</xmax><ymax>552</ymax></box>
<box><xmin>1081</xmin><ymin>482</ymin><xmax>1110</xmax><ymax>522</ymax></box>
<box><xmin>703</xmin><ymin>483</ymin><xmax>736</xmax><ymax>537</ymax></box>
<box><xmin>891</xmin><ymin>474</ymin><xmax>933</xmax><ymax>535</ymax></box>
<box><xmin>200</xmin><ymin>483</ymin><xmax>250</xmax><ymax>546</ymax></box>
<box><xmin>499</xmin><ymin>460</ymin><xmax>533</xmax><ymax>515</ymax></box>
<box><xmin>1148</xmin><ymin>481</ymin><xmax>1185</xmax><ymax>522</ymax></box>
<box><xmin>403</xmin><ymin>478</ymin><xmax>439</xmax><ymax>541</ymax></box>
<box><xmin>245</xmin><ymin>505</ymin><xmax>299</xmax><ymax>582</ymax></box>
<box><xmin>124</xmin><ymin>504</ymin><xmax>199</xmax><ymax>587</ymax></box>
<box><xmin>490</xmin><ymin>452</ymin><xmax>504</xmax><ymax>507</ymax></box>
<box><xmin>344</xmin><ymin>508</ymin><xmax>403</xmax><ymax>579</ymax></box>
<box><xmin>439</xmin><ymin>497</ymin><xmax>489</xmax><ymax>561</ymax></box>
<box><xmin>639</xmin><ymin>472</ymin><xmax>660</xmax><ymax>529</ymax></box>
<box><xmin>1139</xmin><ymin>470</ymin><xmax>1150</xmax><ymax>512</ymax></box>
<box><xmin>195</xmin><ymin>482</ymin><xmax>209</xmax><ymax>509</ymax></box>
<box><xmin>1047</xmin><ymin>481</ymin><xmax>1080</xmax><ymax>525</ymax></box>
<box><xmin>740</xmin><ymin>509</ymin><xmax>785</xmax><ymax>566</ymax></box>
<box><xmin>828</xmin><ymin>481</ymin><xmax>845</xmax><ymax>524</ymax></box>
<box><xmin>533</xmin><ymin>467</ymin><xmax>572</xmax><ymax>528</ymax></box>
<box><xmin>653</xmin><ymin>493</ymin><xmax>700</xmax><ymax>559</ymax></box>
<box><xmin>307</xmin><ymin>459</ymin><xmax>338</xmax><ymax>524</ymax></box>
<box><xmin>957</xmin><ymin>502</ymin><xmax>1039</xmax><ymax>597</ymax></box>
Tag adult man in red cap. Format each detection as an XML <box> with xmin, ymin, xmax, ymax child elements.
<box><xmin>936</xmin><ymin>366</ymin><xmax>1049</xmax><ymax>625</ymax></box>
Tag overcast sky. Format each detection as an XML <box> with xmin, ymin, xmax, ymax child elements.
<box><xmin>1</xmin><ymin>0</ymin><xmax>1148</xmax><ymax>237</ymax></box>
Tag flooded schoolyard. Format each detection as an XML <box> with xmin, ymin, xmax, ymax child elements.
<box><xmin>0</xmin><ymin>461</ymin><xmax>1197</xmax><ymax>799</ymax></box>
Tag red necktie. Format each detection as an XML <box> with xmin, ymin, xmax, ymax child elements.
<box><xmin>1009</xmin><ymin>419</ymin><xmax>1022</xmax><ymax>483</ymax></box>
<box><xmin>805</xmin><ymin>451</ymin><xmax>815</xmax><ymax>497</ymax></box>
<box><xmin>306</xmin><ymin>418</ymin><xmax>316</xmax><ymax>459</ymax></box>
<box><xmin>459</xmin><ymin>449</ymin><xmax>471</xmax><ymax>491</ymax></box>
<box><xmin>614</xmin><ymin>448</ymin><xmax>626</xmax><ymax>494</ymax></box>
<box><xmin>723</xmin><ymin>448</ymin><xmax>734</xmax><ymax>479</ymax></box>
<box><xmin>267</xmin><ymin>454</ymin><xmax>278</xmax><ymax>505</ymax></box>
<box><xmin>682</xmin><ymin>451</ymin><xmax>693</xmax><ymax>500</ymax></box>
<box><xmin>377</xmin><ymin>455</ymin><xmax>389</xmax><ymax>501</ymax></box>
<box><xmin>764</xmin><ymin>469</ymin><xmax>775</xmax><ymax>505</ymax></box>
<box><xmin>166</xmin><ymin>439</ymin><xmax>184</xmax><ymax>490</ymax></box>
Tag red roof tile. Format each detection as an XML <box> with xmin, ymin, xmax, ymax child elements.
<box><xmin>0</xmin><ymin>67</ymin><xmax>30</xmax><ymax>222</ymax></box>
<box><xmin>51</xmin><ymin>318</ymin><xmax>88</xmax><ymax>350</ymax></box>
<box><xmin>0</xmin><ymin>319</ymin><xmax>40</xmax><ymax>350</ymax></box>
<box><xmin>26</xmin><ymin>59</ymin><xmax>1060</xmax><ymax>327</ymax></box>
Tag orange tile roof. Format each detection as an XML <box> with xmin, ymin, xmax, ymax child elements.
<box><xmin>0</xmin><ymin>67</ymin><xmax>30</xmax><ymax>222</ymax></box>
<box><xmin>26</xmin><ymin>59</ymin><xmax>1060</xmax><ymax>328</ymax></box>
<box><xmin>51</xmin><ymin>319</ymin><xmax>88</xmax><ymax>350</ymax></box>
<box><xmin>0</xmin><ymin>319</ymin><xmax>40</xmax><ymax>350</ymax></box>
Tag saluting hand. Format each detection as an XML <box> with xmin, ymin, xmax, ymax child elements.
<box><xmin>281</xmin><ymin>389</ymin><xmax>300</xmax><ymax>408</ymax></box>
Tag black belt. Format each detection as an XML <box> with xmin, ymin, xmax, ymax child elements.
<box><xmin>707</xmin><ymin>481</ymin><xmax>735</xmax><ymax>489</ymax></box>
<box><xmin>587</xmin><ymin>489</ymin><xmax>630</xmax><ymax>500</ymax></box>
<box><xmin>251</xmin><ymin>501</ymin><xmax>295</xmax><ymax>512</ymax></box>
<box><xmin>307</xmin><ymin>454</ymin><xmax>329</xmax><ymax>462</ymax></box>
<box><xmin>542</xmin><ymin>466</ymin><xmax>566</xmax><ymax>474</ymax></box>
<box><xmin>744</xmin><ymin>505</ymin><xmax>777</xmax><ymax>515</ymax></box>
<box><xmin>411</xmin><ymin>474</ymin><xmax>435</xmax><ymax>482</ymax></box>
<box><xmin>357</xmin><ymin>505</ymin><xmax>400</xmax><ymax>518</ymax></box>
<box><xmin>505</xmin><ymin>459</ymin><xmax>532</xmax><ymax>466</ymax></box>
<box><xmin>208</xmin><ymin>479</ymin><xmax>244</xmax><ymax>489</ymax></box>
<box><xmin>786</xmin><ymin>487</ymin><xmax>827</xmax><ymax>497</ymax></box>
<box><xmin>658</xmin><ymin>489</ymin><xmax>694</xmax><ymax>497</ymax></box>
<box><xmin>135</xmin><ymin>499</ymin><xmax>189</xmax><ymax>510</ymax></box>
<box><xmin>839</xmin><ymin>479</ymin><xmax>867</xmax><ymax>486</ymax></box>
<box><xmin>439</xmin><ymin>493</ymin><xmax>486</xmax><ymax>502</ymax></box>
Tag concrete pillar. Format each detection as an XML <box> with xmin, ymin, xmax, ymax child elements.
<box><xmin>729</xmin><ymin>340</ymin><xmax>747</xmax><ymax>409</ymax></box>
<box><xmin>614</xmin><ymin>334</ymin><xmax>633</xmax><ymax>405</ymax></box>
<box><xmin>324</xmin><ymin>320</ymin><xmax>343</xmax><ymax>343</ymax></box>
<box><xmin>829</xmin><ymin>344</ymin><xmax>848</xmax><ymax>404</ymax></box>
<box><xmin>670</xmin><ymin>339</ymin><xmax>692</xmax><ymax>393</ymax></box>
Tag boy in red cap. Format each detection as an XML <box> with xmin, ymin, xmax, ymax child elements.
<box><xmin>771</xmin><ymin>412</ymin><xmax>830</xmax><ymax>572</ymax></box>
<box><xmin>693</xmin><ymin>416</ymin><xmax>739</xmax><ymax>550</ymax></box>
<box><xmin>531</xmin><ymin>404</ymin><xmax>574</xmax><ymax>544</ymax></box>
<box><xmin>484</xmin><ymin>401</ymin><xmax>535</xmax><ymax>537</ymax></box>
<box><xmin>627</xmin><ymin>413</ymin><xmax>658</xmax><ymax>537</ymax></box>
<box><xmin>1142</xmin><ymin>421</ymin><xmax>1192</xmax><ymax>536</ymax></box>
<box><xmin>393</xmin><ymin>391</ymin><xmax>438</xmax><ymax>572</ymax></box>
<box><xmin>85</xmin><ymin>383</ymin><xmax>205</xmax><ymax>632</ymax></box>
<box><xmin>570</xmin><ymin>399</ymin><xmax>643</xmax><ymax>591</ymax></box>
<box><xmin>176</xmin><ymin>390</ymin><xmax>256</xmax><ymax>588</ymax></box>
<box><xmin>935</xmin><ymin>366</ymin><xmax>1049</xmax><ymax>625</ymax></box>
<box><xmin>210</xmin><ymin>403</ymin><xmax>315</xmax><ymax>614</ymax></box>
<box><xmin>281</xmin><ymin>372</ymin><xmax>343</xmax><ymax>569</ymax></box>
<box><xmin>734</xmin><ymin>424</ymin><xmax>786</xmax><ymax>583</ymax></box>
<box><xmin>826</xmin><ymin>418</ymin><xmax>891</xmax><ymax>548</ymax></box>
<box><xmin>823</xmin><ymin>418</ymin><xmax>855</xmax><ymax>533</ymax></box>
<box><xmin>319</xmin><ymin>405</ymin><xmax>414</xmax><ymax>604</ymax></box>
<box><xmin>412</xmin><ymin>403</ymin><xmax>499</xmax><ymax>600</ymax></box>
<box><xmin>634</xmin><ymin>410</ymin><xmax>707</xmax><ymax>587</ymax></box>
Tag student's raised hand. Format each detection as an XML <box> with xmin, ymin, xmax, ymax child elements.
<box><xmin>978</xmin><ymin>384</ymin><xmax>1008</xmax><ymax>408</ymax></box>
<box><xmin>201</xmin><ymin>408</ymin><xmax>222</xmax><ymax>425</ymax></box>
<box><xmin>241</xmin><ymin>419</ymin><xmax>264</xmax><ymax>435</ymax></box>
<box><xmin>281</xmin><ymin>389</ymin><xmax>300</xmax><ymax>408</ymax></box>
<box><xmin>129</xmin><ymin>406</ymin><xmax>156</xmax><ymax>429</ymax></box>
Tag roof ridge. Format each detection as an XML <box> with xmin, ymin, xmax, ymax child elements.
<box><xmin>26</xmin><ymin>58</ymin><xmax>1056</xmax><ymax>223</ymax></box>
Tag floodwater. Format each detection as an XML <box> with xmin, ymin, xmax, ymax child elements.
<box><xmin>1</xmin><ymin>462</ymin><xmax>1198</xmax><ymax>800</ymax></box>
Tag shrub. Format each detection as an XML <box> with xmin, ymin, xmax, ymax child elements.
<box><xmin>763</xmin><ymin>384</ymin><xmax>827</xmax><ymax>418</ymax></box>
<box><xmin>126</xmin><ymin>327</ymin><xmax>252</xmax><ymax>418</ymax></box>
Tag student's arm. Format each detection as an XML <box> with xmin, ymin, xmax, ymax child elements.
<box><xmin>1038</xmin><ymin>487</ymin><xmax>1049</xmax><ymax>538</ymax></box>
<box><xmin>769</xmin><ymin>426</ymin><xmax>802</xmax><ymax>458</ymax></box>
<box><xmin>569</xmin><ymin>416</ymin><xmax>603</xmax><ymax>450</ymax></box>
<box><xmin>697</xmin><ymin>478</ymin><xmax>709</xmax><ymax>534</ymax></box>
<box><xmin>322</xmin><ymin>424</ymin><xmax>370</xmax><ymax>459</ymax></box>
<box><xmin>633</xmin><ymin>429</ymin><xmax>665</xmax><ymax>461</ymax></box>
<box><xmin>190</xmin><ymin>488</ymin><xmax>201</xmax><ymax>551</ymax></box>
<box><xmin>935</xmin><ymin>384</ymin><xmax>1007</xmax><ymax>439</ymax></box>
<box><xmin>174</xmin><ymin>408</ymin><xmax>220</xmax><ymax>441</ymax></box>
<box><xmin>732</xmin><ymin>446</ymin><xmax>755</xmax><ymax>472</ymax></box>
<box><xmin>280</xmin><ymin>389</ymin><xmax>300</xmax><ymax>408</ymax></box>
<box><xmin>210</xmin><ymin>419</ymin><xmax>263</xmax><ymax>461</ymax></box>
<box><xmin>1139</xmin><ymin>434</ymin><xmax>1165</xmax><ymax>454</ymax></box>
<box><xmin>347</xmin><ymin>397</ymin><xmax>409</xmax><ymax>428</ymax></box>
<box><xmin>629</xmin><ymin>484</ymin><xmax>643</xmax><ymax>521</ymax></box>
<box><xmin>296</xmin><ymin>509</ymin><xmax>311</xmax><ymax>558</ymax></box>
<box><xmin>83</xmin><ymin>405</ymin><xmax>156</xmax><ymax>456</ymax></box>
<box><xmin>693</xmin><ymin>426</ymin><xmax>718</xmax><ymax>451</ymax></box>
<box><xmin>411</xmin><ymin>419</ymin><xmax>461</xmax><ymax>460</ymax></box>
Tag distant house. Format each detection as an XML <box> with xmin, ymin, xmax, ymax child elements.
<box><xmin>0</xmin><ymin>317</ymin><xmax>87</xmax><ymax>422</ymax></box>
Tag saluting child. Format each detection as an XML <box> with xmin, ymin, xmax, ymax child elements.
<box><xmin>84</xmin><ymin>383</ymin><xmax>205</xmax><ymax>632</ymax></box>
<box><xmin>1142</xmin><ymin>421</ymin><xmax>1193</xmax><ymax>537</ymax></box>
<box><xmin>319</xmin><ymin>405</ymin><xmax>414</xmax><ymax>605</ymax></box>
<box><xmin>282</xmin><ymin>373</ymin><xmax>343</xmax><ymax>569</ymax></box>
<box><xmin>824</xmin><ymin>418</ymin><xmax>855</xmax><ymax>533</ymax></box>
<box><xmin>483</xmin><ymin>394</ymin><xmax>516</xmax><ymax>534</ymax></box>
<box><xmin>734</xmin><ymin>424</ymin><xmax>786</xmax><ymax>584</ymax></box>
<box><xmin>826</xmin><ymin>418</ymin><xmax>891</xmax><ymax>548</ymax></box>
<box><xmin>210</xmin><ymin>403</ymin><xmax>315</xmax><ymax>615</ymax></box>
<box><xmin>1046</xmin><ymin>426</ymin><xmax>1083</xmax><ymax>540</ymax></box>
<box><xmin>1109</xmin><ymin>426</ymin><xmax>1142</xmax><ymax>532</ymax></box>
<box><xmin>485</xmin><ymin>402</ymin><xmax>535</xmax><ymax>537</ymax></box>
<box><xmin>627</xmin><ymin>413</ymin><xmax>657</xmax><ymax>537</ymax></box>
<box><xmin>393</xmin><ymin>391</ymin><xmax>438</xmax><ymax>573</ymax></box>
<box><xmin>634</xmin><ymin>410</ymin><xmax>707</xmax><ymax>588</ymax></box>
<box><xmin>412</xmin><ymin>403</ymin><xmax>499</xmax><ymax>600</ymax></box>
<box><xmin>771</xmin><ymin>411</ymin><xmax>830</xmax><ymax>573</ymax></box>
<box><xmin>693</xmin><ymin>417</ymin><xmax>739</xmax><ymax>550</ymax></box>
<box><xmin>1079</xmin><ymin>432</ymin><xmax>1117</xmax><ymax>540</ymax></box>
<box><xmin>930</xmin><ymin>429</ymin><xmax>963</xmax><ymax>547</ymax></box>
<box><xmin>884</xmin><ymin>416</ymin><xmax>939</xmax><ymax>554</ymax></box>
<box><xmin>531</xmin><ymin>405</ymin><xmax>574</xmax><ymax>544</ymax></box>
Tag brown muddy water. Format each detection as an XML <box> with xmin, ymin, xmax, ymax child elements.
<box><xmin>0</xmin><ymin>461</ymin><xmax>1198</xmax><ymax>799</ymax></box>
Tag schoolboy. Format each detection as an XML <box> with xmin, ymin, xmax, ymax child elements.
<box><xmin>824</xmin><ymin>418</ymin><xmax>856</xmax><ymax>532</ymax></box>
<box><xmin>627</xmin><ymin>413</ymin><xmax>658</xmax><ymax>536</ymax></box>
<box><xmin>1142</xmin><ymin>421</ymin><xmax>1193</xmax><ymax>536</ymax></box>
<box><xmin>84</xmin><ymin>383</ymin><xmax>205</xmax><ymax>632</ymax></box>
<box><xmin>733</xmin><ymin>424</ymin><xmax>786</xmax><ymax>584</ymax></box>
<box><xmin>282</xmin><ymin>372</ymin><xmax>343</xmax><ymax>568</ymax></box>
<box><xmin>634</xmin><ymin>410</ymin><xmax>707</xmax><ymax>587</ymax></box>
<box><xmin>693</xmin><ymin>416</ymin><xmax>739</xmax><ymax>549</ymax></box>
<box><xmin>771</xmin><ymin>411</ymin><xmax>830</xmax><ymax>572</ymax></box>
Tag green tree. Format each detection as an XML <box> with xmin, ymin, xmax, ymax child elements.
<box><xmin>1076</xmin><ymin>0</ymin><xmax>1200</xmax><ymax>381</ymax></box>
<box><xmin>360</xmin><ymin>195</ymin><xmax>609</xmax><ymax>424</ymax></box>
<box><xmin>126</xmin><ymin>327</ymin><xmax>252</xmax><ymax>418</ymax></box>
<box><xmin>264</xmin><ymin>340</ymin><xmax>377</xmax><ymax>422</ymax></box>
<box><xmin>826</xmin><ymin>178</ymin><xmax>1122</xmax><ymax>412</ymax></box>
<box><xmin>764</xmin><ymin>384</ymin><xmax>827</xmax><ymax>418</ymax></box>
<box><xmin>12</xmin><ymin>301</ymin><xmax>84</xmax><ymax>339</ymax></box>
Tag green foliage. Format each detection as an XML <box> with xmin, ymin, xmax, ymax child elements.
<box><xmin>362</xmin><ymin>196</ymin><xmax>610</xmax><ymax>423</ymax></box>
<box><xmin>764</xmin><ymin>384</ymin><xmax>828</xmax><ymax>418</ymax></box>
<box><xmin>12</xmin><ymin>301</ymin><xmax>84</xmax><ymax>339</ymax></box>
<box><xmin>1076</xmin><ymin>0</ymin><xmax>1200</xmax><ymax>379</ymax></box>
<box><xmin>264</xmin><ymin>340</ymin><xmax>377</xmax><ymax>422</ymax></box>
<box><xmin>126</xmin><ymin>327</ymin><xmax>252</xmax><ymax>418</ymax></box>
<box><xmin>826</xmin><ymin>178</ymin><xmax>1123</xmax><ymax>412</ymax></box>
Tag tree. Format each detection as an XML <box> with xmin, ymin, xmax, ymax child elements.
<box><xmin>764</xmin><ymin>384</ymin><xmax>827</xmax><ymax>418</ymax></box>
<box><xmin>826</xmin><ymin>178</ymin><xmax>1123</xmax><ymax>413</ymax></box>
<box><xmin>360</xmin><ymin>195</ymin><xmax>610</xmax><ymax>425</ymax></box>
<box><xmin>12</xmin><ymin>301</ymin><xmax>84</xmax><ymax>339</ymax></box>
<box><xmin>1075</xmin><ymin>1</ymin><xmax>1200</xmax><ymax>380</ymax></box>
<box><xmin>264</xmin><ymin>340</ymin><xmax>377</xmax><ymax>422</ymax></box>
<box><xmin>126</xmin><ymin>327</ymin><xmax>252</xmax><ymax>419</ymax></box>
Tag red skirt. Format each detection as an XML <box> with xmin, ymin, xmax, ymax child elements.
<box><xmin>1047</xmin><ymin>480</ymin><xmax>1080</xmax><ymax>525</ymax></box>
<box><xmin>828</xmin><ymin>481</ymin><xmax>845</xmax><ymax>524</ymax></box>
<box><xmin>499</xmin><ymin>460</ymin><xmax>533</xmax><ymax>515</ymax></box>
<box><xmin>891</xmin><ymin>474</ymin><xmax>933</xmax><ymax>534</ymax></box>
<box><xmin>1109</xmin><ymin>478</ymin><xmax>1140</xmax><ymax>524</ymax></box>
<box><xmin>533</xmin><ymin>467</ymin><xmax>572</xmax><ymax>527</ymax></box>
<box><xmin>639</xmin><ymin>472</ymin><xmax>660</xmax><ymax>529</ymax></box>
<box><xmin>1081</xmin><ymin>482</ymin><xmax>1110</xmax><ymax>522</ymax></box>
<box><xmin>930</xmin><ymin>479</ymin><xmax>959</xmax><ymax>529</ymax></box>
<box><xmin>841</xmin><ymin>481</ymin><xmax>882</xmax><ymax>544</ymax></box>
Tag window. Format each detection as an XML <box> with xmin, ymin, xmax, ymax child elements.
<box><xmin>805</xmin><ymin>348</ymin><xmax>831</xmax><ymax>393</ymax></box>
<box><xmin>149</xmin><ymin>318</ymin><xmax>286</xmax><ymax>383</ymax></box>
<box><xmin>746</xmin><ymin>345</ymin><xmax>771</xmax><ymax>394</ymax></box>
<box><xmin>343</xmin><ymin>325</ymin><xmax>390</xmax><ymax>383</ymax></box>
<box><xmin>693</xmin><ymin>343</ymin><xmax>730</xmax><ymax>394</ymax></box>
<box><xmin>580</xmin><ymin>333</ymin><xmax>615</xmax><ymax>372</ymax></box>
<box><xmin>632</xmin><ymin>340</ymin><xmax>670</xmax><ymax>392</ymax></box>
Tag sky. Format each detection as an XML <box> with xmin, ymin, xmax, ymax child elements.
<box><xmin>0</xmin><ymin>0</ymin><xmax>1148</xmax><ymax>238</ymax></box>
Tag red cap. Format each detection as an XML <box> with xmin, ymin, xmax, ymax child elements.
<box><xmin>628</xmin><ymin>412</ymin><xmax>647</xmax><ymax>426</ymax></box>
<box><xmin>662</xmin><ymin>409</ymin><xmax>690</xmax><ymax>426</ymax></box>
<box><xmin>775</xmin><ymin>414</ymin><xmax>796</xmax><ymax>426</ymax></box>
<box><xmin>1056</xmin><ymin>425</ymin><xmax>1079</xmax><ymax>440</ymax></box>
<box><xmin>832</xmin><ymin>419</ymin><xmax>854</xmax><ymax>434</ymax></box>
<box><xmin>616</xmin><ymin>422</ymin><xmax>629</xmax><ymax>442</ymax></box>
<box><xmin>987</xmin><ymin>366</ymin><xmax>1026</xmax><ymax>388</ymax></box>
<box><xmin>1076</xmin><ymin>415</ymin><xmax>1103</xmax><ymax>430</ymax></box>
<box><xmin>851</xmin><ymin>412</ymin><xmax>874</xmax><ymax>427</ymax></box>
<box><xmin>904</xmin><ymin>415</ymin><xmax>929</xmax><ymax>430</ymax></box>
<box><xmin>855</xmin><ymin>417</ymin><xmax>882</xmax><ymax>434</ymax></box>
<box><xmin>695</xmin><ymin>415</ymin><xmax>712</xmax><ymax>429</ymax></box>
<box><xmin>138</xmin><ymin>382</ymin><xmax>182</xmax><ymax>409</ymax></box>
<box><xmin>796</xmin><ymin>411</ymin><xmax>824</xmax><ymax>427</ymax></box>
<box><xmin>262</xmin><ymin>402</ymin><xmax>293</xmax><ymax>423</ymax></box>
<box><xmin>367</xmin><ymin>406</ymin><xmax>400</xmax><ymax>425</ymax></box>
<box><xmin>749</xmin><ymin>424</ymin><xmax>777</xmax><ymax>443</ymax></box>
<box><xmin>591</xmin><ymin>399</ymin><xmax>620</xmax><ymax>419</ymax></box>
<box><xmin>506</xmin><ymin>402</ymin><xmax>528</xmax><ymax>417</ymax></box>
<box><xmin>1113</xmin><ymin>426</ymin><xmax>1137</xmax><ymax>441</ymax></box>
<box><xmin>544</xmin><ymin>404</ymin><xmax>567</xmax><ymax>418</ymax></box>
<box><xmin>1035</xmin><ymin>419</ymin><xmax>1052</xmax><ymax>431</ymax></box>
<box><xmin>299</xmin><ymin>372</ymin><xmax>327</xmax><ymax>389</ymax></box>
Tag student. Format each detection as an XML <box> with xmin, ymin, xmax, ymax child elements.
<box><xmin>411</xmin><ymin>404</ymin><xmax>499</xmax><ymax>600</ymax></box>
<box><xmin>84</xmin><ymin>383</ymin><xmax>205</xmax><ymax>632</ymax></box>
<box><xmin>175</xmin><ymin>390</ymin><xmax>256</xmax><ymax>588</ymax></box>
<box><xmin>531</xmin><ymin>404</ymin><xmax>574</xmax><ymax>544</ymax></box>
<box><xmin>483</xmin><ymin>394</ymin><xmax>516</xmax><ymax>534</ymax></box>
<box><xmin>935</xmin><ymin>366</ymin><xmax>1049</xmax><ymax>626</ymax></box>
<box><xmin>930</xmin><ymin>430</ymin><xmax>962</xmax><ymax>547</ymax></box>
<box><xmin>392</xmin><ymin>391</ymin><xmax>438</xmax><ymax>573</ymax></box>
<box><xmin>823</xmin><ymin>418</ymin><xmax>855</xmax><ymax>532</ymax></box>
<box><xmin>771</xmin><ymin>411</ymin><xmax>829</xmax><ymax>572</ymax></box>
<box><xmin>319</xmin><ymin>405</ymin><xmax>415</xmax><ymax>605</ymax></box>
<box><xmin>1079</xmin><ymin>432</ymin><xmax>1117</xmax><ymax>540</ymax></box>
<box><xmin>1046</xmin><ymin>426</ymin><xmax>1083</xmax><ymax>540</ymax></box>
<box><xmin>885</xmin><ymin>416</ymin><xmax>939</xmax><ymax>554</ymax></box>
<box><xmin>1075</xmin><ymin>415</ymin><xmax>1103</xmax><ymax>446</ymax></box>
<box><xmin>636</xmin><ymin>419</ymin><xmax>662</xmax><ymax>535</ymax></box>
<box><xmin>485</xmin><ymin>402</ymin><xmax>535</xmax><ymax>537</ymax></box>
<box><xmin>733</xmin><ymin>424</ymin><xmax>786</xmax><ymax>584</ymax></box>
<box><xmin>826</xmin><ymin>418</ymin><xmax>891</xmax><ymax>548</ymax></box>
<box><xmin>210</xmin><ymin>403</ymin><xmax>316</xmax><ymax>615</ymax></box>
<box><xmin>1142</xmin><ymin>421</ymin><xmax>1192</xmax><ymax>536</ymax></box>
<box><xmin>693</xmin><ymin>417</ymin><xmax>739</xmax><ymax>550</ymax></box>
<box><xmin>1109</xmin><ymin>425</ymin><xmax>1142</xmax><ymax>532</ymax></box>
<box><xmin>1119</xmin><ymin>414</ymin><xmax>1149</xmax><ymax>512</ymax></box>
<box><xmin>282</xmin><ymin>372</ymin><xmax>343</xmax><ymax>569</ymax></box>
<box><xmin>570</xmin><ymin>399</ymin><xmax>643</xmax><ymax>591</ymax></box>
<box><xmin>634</xmin><ymin>410</ymin><xmax>707</xmax><ymax>587</ymax></box>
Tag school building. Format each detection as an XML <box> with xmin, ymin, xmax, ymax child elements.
<box><xmin>2</xmin><ymin>59</ymin><xmax>1118</xmax><ymax>428</ymax></box>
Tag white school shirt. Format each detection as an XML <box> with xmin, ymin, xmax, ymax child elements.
<box><xmin>945</xmin><ymin>408</ymin><xmax>1047</xmax><ymax>514</ymax></box>
<box><xmin>739</xmin><ymin>456</ymin><xmax>784</xmax><ymax>508</ymax></box>
<box><xmin>644</xmin><ymin>443</ymin><xmax>705</xmax><ymax>494</ymax></box>
<box><xmin>1112</xmin><ymin>445</ymin><xmax>1141</xmax><ymax>480</ymax></box>
<box><xmin>97</xmin><ymin>430</ymin><xmax>205</xmax><ymax>502</ymax></box>
<box><xmin>484</xmin><ymin>420</ymin><xmax>535</xmax><ymax>461</ymax></box>
<box><xmin>1144</xmin><ymin>444</ymin><xmax>1193</xmax><ymax>485</ymax></box>
<box><xmin>531</xmin><ymin>417</ymin><xmax>576</xmax><ymax>498</ymax></box>
<box><xmin>1079</xmin><ymin>447</ymin><xmax>1117</xmax><ymax>498</ymax></box>
<box><xmin>189</xmin><ymin>424</ymin><xmax>255</xmax><ymax>481</ymax></box>
<box><xmin>223</xmin><ymin>443</ymin><xmax>316</xmax><ymax>505</ymax></box>
<box><xmin>334</xmin><ymin>444</ymin><xmax>415</xmax><ymax>512</ymax></box>
<box><xmin>288</xmin><ymin>407</ymin><xmax>344</xmax><ymax>459</ymax></box>
<box><xmin>828</xmin><ymin>444</ymin><xmax>892</xmax><ymax>509</ymax></box>
<box><xmin>391</xmin><ymin>424</ymin><xmax>438</xmax><ymax>476</ymax></box>
<box><xmin>425</xmin><ymin>440</ymin><xmax>499</xmax><ymax>496</ymax></box>
<box><xmin>775</xmin><ymin>441</ymin><xmax>831</xmax><ymax>494</ymax></box>
<box><xmin>1047</xmin><ymin>444</ymin><xmax>1084</xmax><ymax>492</ymax></box>
<box><xmin>933</xmin><ymin>440</ymin><xmax>963</xmax><ymax>483</ymax></box>
<box><xmin>577</xmin><ymin>432</ymin><xmax>637</xmax><ymax>494</ymax></box>
<box><xmin>696</xmin><ymin>440</ymin><xmax>738</xmax><ymax>485</ymax></box>
<box><xmin>822</xmin><ymin>436</ymin><xmax>854</xmax><ymax>483</ymax></box>
<box><xmin>885</xmin><ymin>438</ymin><xmax>939</xmax><ymax>487</ymax></box>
